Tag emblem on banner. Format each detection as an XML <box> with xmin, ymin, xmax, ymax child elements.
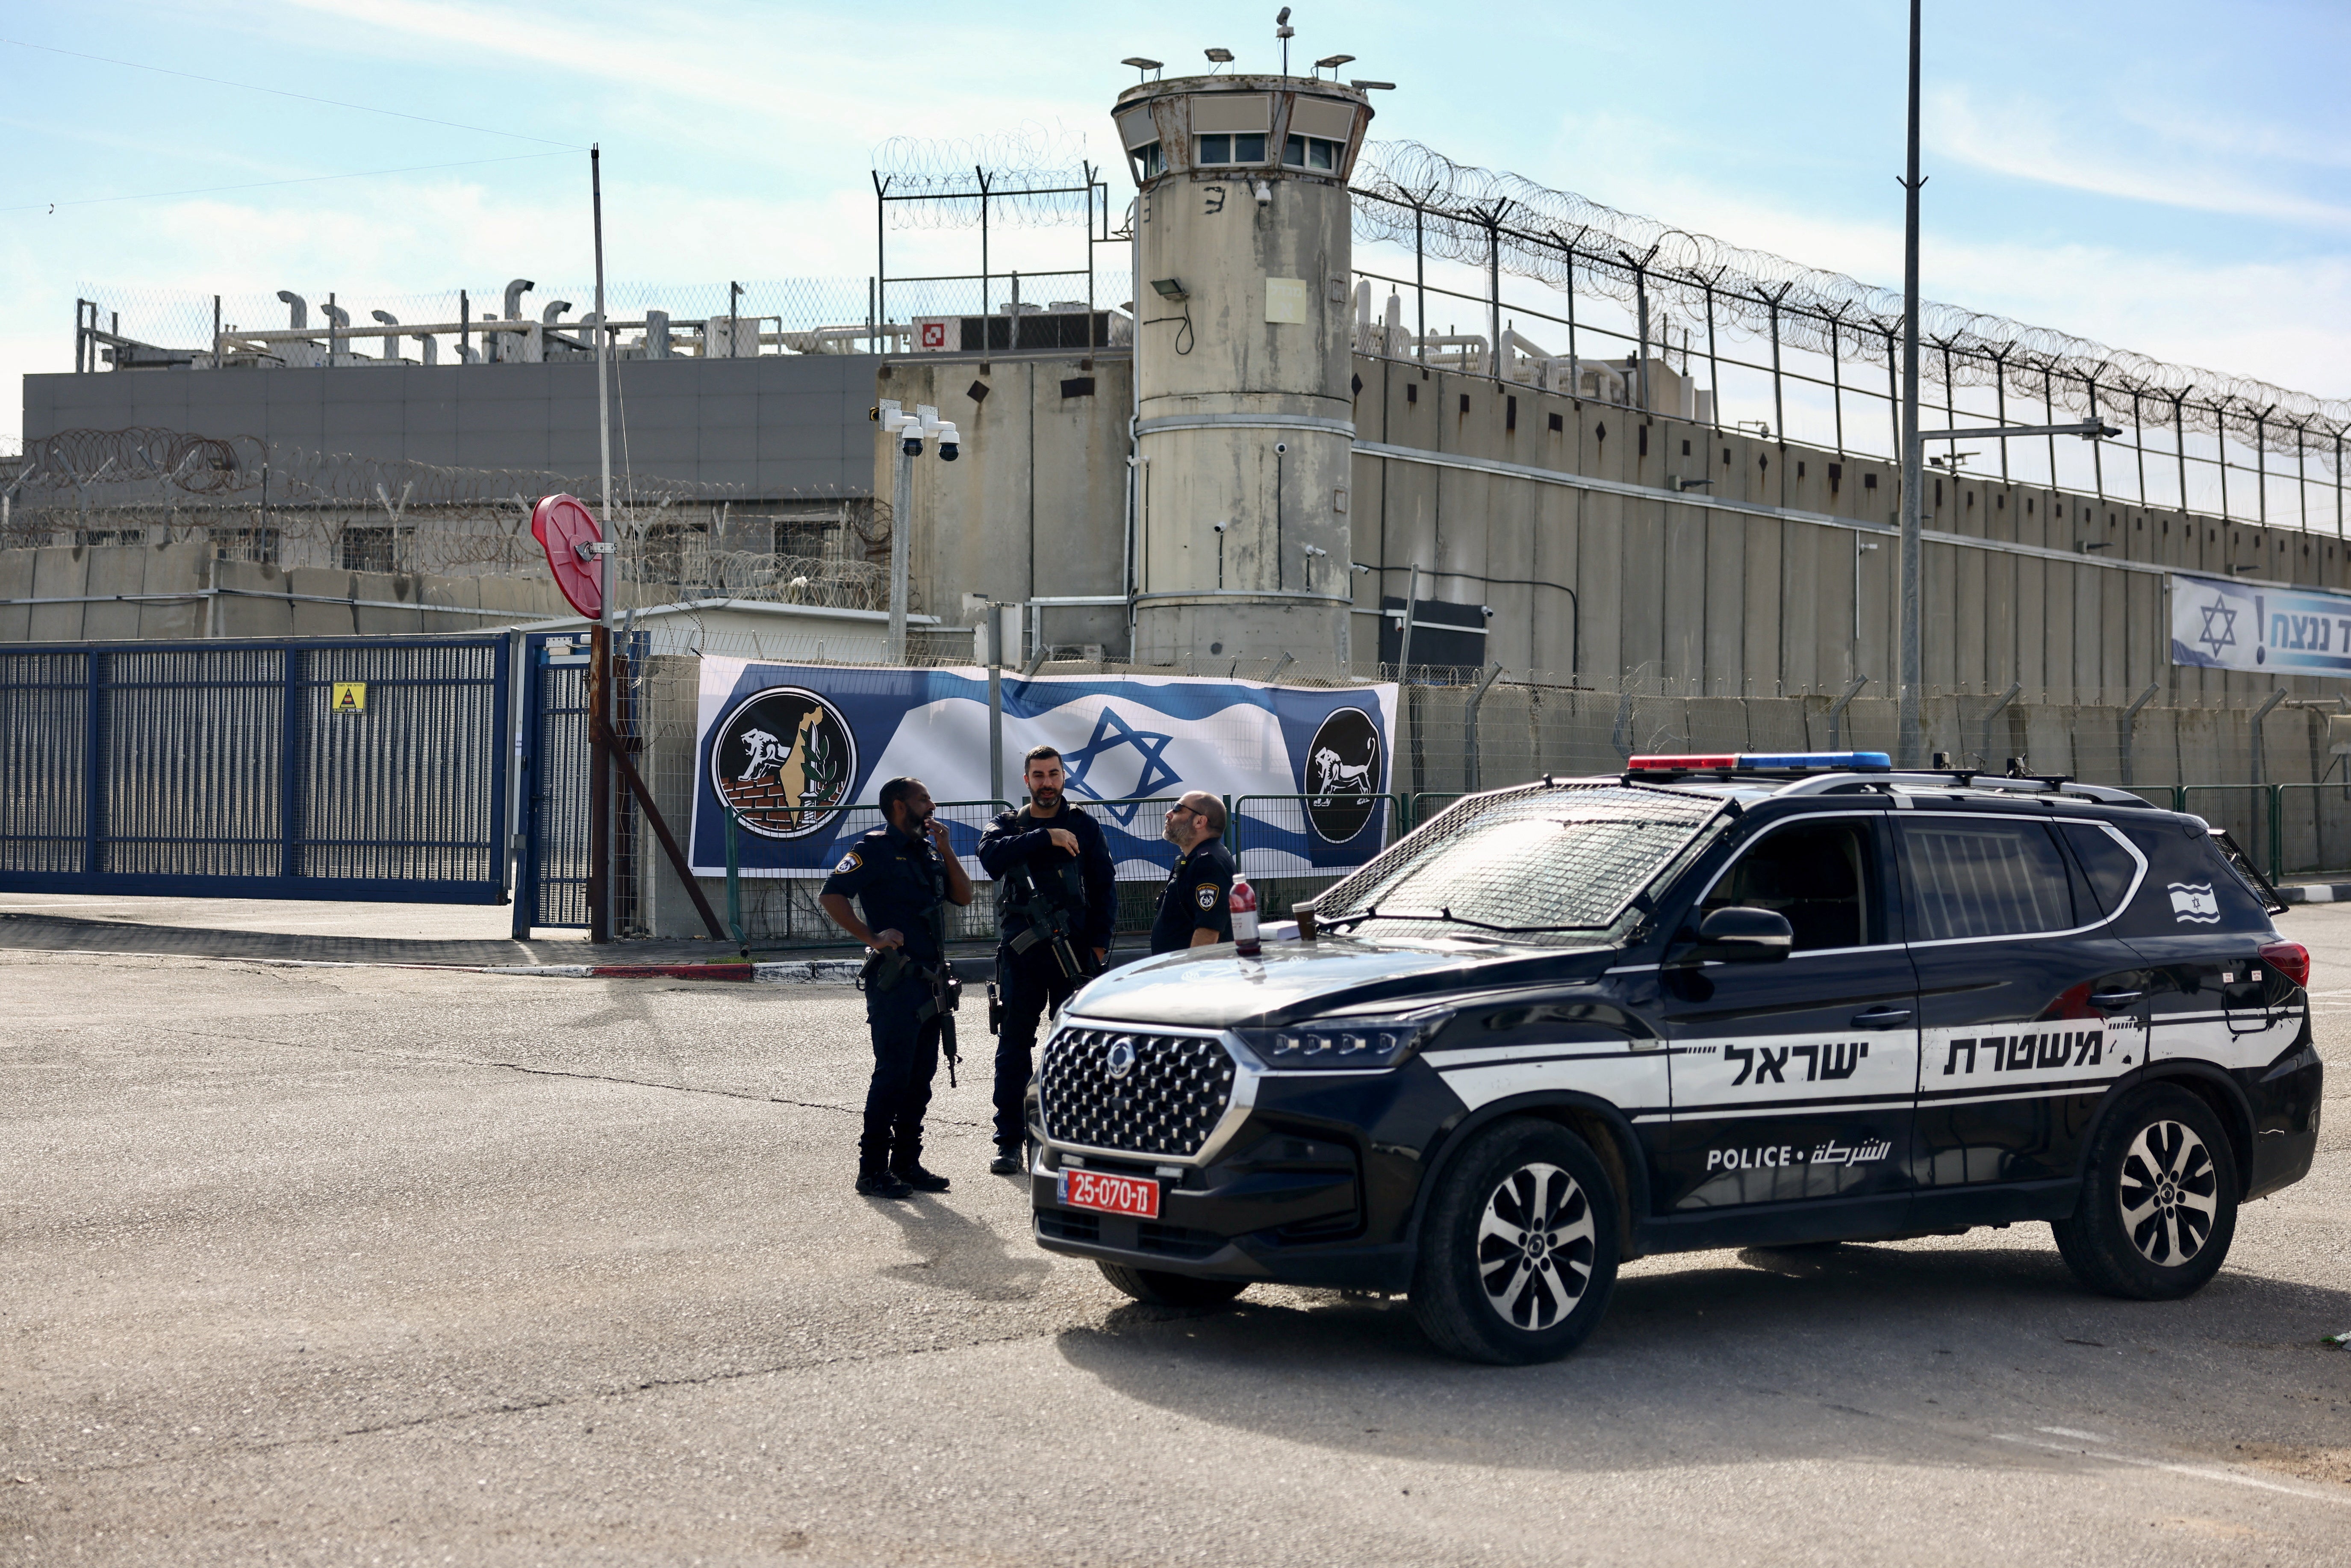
<box><xmin>710</xmin><ymin>687</ymin><xmax>858</xmax><ymax>840</ymax></box>
<box><xmin>1303</xmin><ymin>707</ymin><xmax>1382</xmax><ymax>842</ymax></box>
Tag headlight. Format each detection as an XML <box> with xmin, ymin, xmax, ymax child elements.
<box><xmin>1234</xmin><ymin>1012</ymin><xmax>1446</xmax><ymax>1070</ymax></box>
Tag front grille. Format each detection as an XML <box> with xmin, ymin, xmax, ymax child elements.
<box><xmin>1137</xmin><ymin>1220</ymin><xmax>1223</xmax><ymax>1259</ymax></box>
<box><xmin>1038</xmin><ymin>1026</ymin><xmax>1237</xmax><ymax>1158</ymax></box>
<box><xmin>1036</xmin><ymin>1208</ymin><xmax>1100</xmax><ymax>1244</ymax></box>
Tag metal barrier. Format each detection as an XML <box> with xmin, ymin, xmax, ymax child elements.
<box><xmin>2271</xmin><ymin>781</ymin><xmax>2351</xmax><ymax>883</ymax></box>
<box><xmin>1057</xmin><ymin>795</ymin><xmax>1187</xmax><ymax>879</ymax></box>
<box><xmin>0</xmin><ymin>636</ymin><xmax>510</xmax><ymax>902</ymax></box>
<box><xmin>1410</xmin><ymin>791</ymin><xmax>1466</xmax><ymax>831</ymax></box>
<box><xmin>1228</xmin><ymin>793</ymin><xmax>1404</xmax><ymax>876</ymax></box>
<box><xmin>2180</xmin><ymin>786</ymin><xmax>2275</xmax><ymax>881</ymax></box>
<box><xmin>516</xmin><ymin>635</ymin><xmax>591</xmax><ymax>930</ymax></box>
<box><xmin>722</xmin><ymin>798</ymin><xmax>1013</xmax><ymax>952</ymax></box>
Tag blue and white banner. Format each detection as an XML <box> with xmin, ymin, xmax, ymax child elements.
<box><xmin>2171</xmin><ymin>572</ymin><xmax>2351</xmax><ymax>675</ymax></box>
<box><xmin>688</xmin><ymin>660</ymin><xmax>1400</xmax><ymax>879</ymax></box>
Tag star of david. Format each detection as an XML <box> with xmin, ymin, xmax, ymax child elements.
<box><xmin>1060</xmin><ymin>707</ymin><xmax>1182</xmax><ymax>825</ymax></box>
<box><xmin>2198</xmin><ymin>599</ymin><xmax>2238</xmax><ymax>655</ymax></box>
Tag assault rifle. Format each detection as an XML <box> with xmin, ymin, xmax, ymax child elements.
<box><xmin>997</xmin><ymin>858</ymin><xmax>1090</xmax><ymax>981</ymax></box>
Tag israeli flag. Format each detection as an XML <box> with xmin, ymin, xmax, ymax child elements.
<box><xmin>689</xmin><ymin>660</ymin><xmax>1400</xmax><ymax>878</ymax></box>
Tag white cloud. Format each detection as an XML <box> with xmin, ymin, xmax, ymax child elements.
<box><xmin>1930</xmin><ymin>86</ymin><xmax>2351</xmax><ymax>231</ymax></box>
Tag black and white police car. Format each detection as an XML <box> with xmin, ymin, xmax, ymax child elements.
<box><xmin>1024</xmin><ymin>751</ymin><xmax>2324</xmax><ymax>1364</ymax></box>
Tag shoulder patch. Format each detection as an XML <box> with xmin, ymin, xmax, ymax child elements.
<box><xmin>1195</xmin><ymin>882</ymin><xmax>1221</xmax><ymax>911</ymax></box>
<box><xmin>834</xmin><ymin>850</ymin><xmax>862</xmax><ymax>874</ymax></box>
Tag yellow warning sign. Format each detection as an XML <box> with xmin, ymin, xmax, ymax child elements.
<box><xmin>331</xmin><ymin>681</ymin><xmax>367</xmax><ymax>713</ymax></box>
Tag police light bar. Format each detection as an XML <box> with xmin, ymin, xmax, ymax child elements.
<box><xmin>1627</xmin><ymin>751</ymin><xmax>1892</xmax><ymax>773</ymax></box>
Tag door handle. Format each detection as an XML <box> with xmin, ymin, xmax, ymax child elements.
<box><xmin>1850</xmin><ymin>1007</ymin><xmax>1913</xmax><ymax>1027</ymax></box>
<box><xmin>2089</xmin><ymin>990</ymin><xmax>2143</xmax><ymax>1009</ymax></box>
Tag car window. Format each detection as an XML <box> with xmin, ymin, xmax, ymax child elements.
<box><xmin>1314</xmin><ymin>783</ymin><xmax>1724</xmax><ymax>942</ymax></box>
<box><xmin>1699</xmin><ymin>819</ymin><xmax>1878</xmax><ymax>951</ymax></box>
<box><xmin>2115</xmin><ymin>822</ymin><xmax>2274</xmax><ymax>930</ymax></box>
<box><xmin>2058</xmin><ymin>822</ymin><xmax>2141</xmax><ymax>916</ymax></box>
<box><xmin>1899</xmin><ymin>818</ymin><xmax>2078</xmax><ymax>941</ymax></box>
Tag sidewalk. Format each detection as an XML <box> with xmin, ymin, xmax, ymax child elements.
<box><xmin>0</xmin><ymin>893</ymin><xmax>1000</xmax><ymax>981</ymax></box>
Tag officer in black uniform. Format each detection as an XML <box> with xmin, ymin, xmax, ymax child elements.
<box><xmin>819</xmin><ymin>775</ymin><xmax>974</xmax><ymax>1200</ymax></box>
<box><xmin>977</xmin><ymin>746</ymin><xmax>1115</xmax><ymax>1174</ymax></box>
<box><xmin>1150</xmin><ymin>790</ymin><xmax>1236</xmax><ymax>954</ymax></box>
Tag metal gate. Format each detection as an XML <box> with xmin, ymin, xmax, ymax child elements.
<box><xmin>513</xmin><ymin>633</ymin><xmax>592</xmax><ymax>932</ymax></box>
<box><xmin>0</xmin><ymin>636</ymin><xmax>513</xmax><ymax>902</ymax></box>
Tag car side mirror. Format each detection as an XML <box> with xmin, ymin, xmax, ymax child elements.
<box><xmin>1694</xmin><ymin>906</ymin><xmax>1793</xmax><ymax>963</ymax></box>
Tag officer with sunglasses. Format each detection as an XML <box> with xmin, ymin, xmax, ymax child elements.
<box><xmin>1149</xmin><ymin>790</ymin><xmax>1235</xmax><ymax>955</ymax></box>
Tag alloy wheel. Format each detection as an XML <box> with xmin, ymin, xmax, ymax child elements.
<box><xmin>1475</xmin><ymin>1161</ymin><xmax>1597</xmax><ymax>1329</ymax></box>
<box><xmin>2118</xmin><ymin>1119</ymin><xmax>2219</xmax><ymax>1266</ymax></box>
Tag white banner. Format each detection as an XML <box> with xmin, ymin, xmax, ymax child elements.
<box><xmin>2172</xmin><ymin>572</ymin><xmax>2351</xmax><ymax>676</ymax></box>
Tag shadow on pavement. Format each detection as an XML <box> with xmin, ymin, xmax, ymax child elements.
<box><xmin>872</xmin><ymin>1191</ymin><xmax>1052</xmax><ymax>1303</ymax></box>
<box><xmin>1050</xmin><ymin>1235</ymin><xmax>2351</xmax><ymax>1477</ymax></box>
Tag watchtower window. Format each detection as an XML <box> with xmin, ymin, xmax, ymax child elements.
<box><xmin>1282</xmin><ymin>134</ymin><xmax>1341</xmax><ymax>171</ymax></box>
<box><xmin>1195</xmin><ymin>133</ymin><xmax>1265</xmax><ymax>165</ymax></box>
<box><xmin>1133</xmin><ymin>142</ymin><xmax>1165</xmax><ymax>179</ymax></box>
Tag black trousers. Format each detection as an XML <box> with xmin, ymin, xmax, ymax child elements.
<box><xmin>993</xmin><ymin>947</ymin><xmax>1084</xmax><ymax>1150</ymax></box>
<box><xmin>861</xmin><ymin>977</ymin><xmax>942</xmax><ymax>1170</ymax></box>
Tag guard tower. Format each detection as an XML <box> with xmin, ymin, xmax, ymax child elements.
<box><xmin>1112</xmin><ymin>73</ymin><xmax>1373</xmax><ymax>670</ymax></box>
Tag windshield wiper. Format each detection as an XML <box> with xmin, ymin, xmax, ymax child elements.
<box><xmin>1317</xmin><ymin>904</ymin><xmax>1596</xmax><ymax>936</ymax></box>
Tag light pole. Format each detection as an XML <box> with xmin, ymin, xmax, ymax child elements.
<box><xmin>877</xmin><ymin>399</ymin><xmax>962</xmax><ymax>664</ymax></box>
<box><xmin>1896</xmin><ymin>0</ymin><xmax>1926</xmax><ymax>768</ymax></box>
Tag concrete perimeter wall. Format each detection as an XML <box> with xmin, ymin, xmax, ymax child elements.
<box><xmin>888</xmin><ymin>347</ymin><xmax>2351</xmax><ymax>710</ymax></box>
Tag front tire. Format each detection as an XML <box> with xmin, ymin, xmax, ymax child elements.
<box><xmin>2053</xmin><ymin>1085</ymin><xmax>2238</xmax><ymax>1300</ymax></box>
<box><xmin>1096</xmin><ymin>1261</ymin><xmax>1247</xmax><ymax>1309</ymax></box>
<box><xmin>1411</xmin><ymin>1118</ymin><xmax>1621</xmax><ymax>1365</ymax></box>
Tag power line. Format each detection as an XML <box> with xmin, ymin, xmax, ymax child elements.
<box><xmin>3</xmin><ymin>150</ymin><xmax>572</xmax><ymax>214</ymax></box>
<box><xmin>1</xmin><ymin>36</ymin><xmax>582</xmax><ymax>149</ymax></box>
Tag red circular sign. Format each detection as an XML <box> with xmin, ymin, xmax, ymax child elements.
<box><xmin>530</xmin><ymin>493</ymin><xmax>604</xmax><ymax>619</ymax></box>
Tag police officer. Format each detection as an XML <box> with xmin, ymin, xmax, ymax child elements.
<box><xmin>977</xmin><ymin>746</ymin><xmax>1115</xmax><ymax>1175</ymax></box>
<box><xmin>819</xmin><ymin>775</ymin><xmax>974</xmax><ymax>1200</ymax></box>
<box><xmin>1150</xmin><ymin>790</ymin><xmax>1235</xmax><ymax>954</ymax></box>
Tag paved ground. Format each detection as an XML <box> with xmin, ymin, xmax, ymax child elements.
<box><xmin>1</xmin><ymin>908</ymin><xmax>2347</xmax><ymax>1566</ymax></box>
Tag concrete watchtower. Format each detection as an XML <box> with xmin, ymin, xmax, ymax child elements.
<box><xmin>1111</xmin><ymin>73</ymin><xmax>1373</xmax><ymax>671</ymax></box>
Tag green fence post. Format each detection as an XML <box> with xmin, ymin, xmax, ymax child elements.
<box><xmin>723</xmin><ymin>805</ymin><xmax>747</xmax><ymax>957</ymax></box>
<box><xmin>2269</xmin><ymin>783</ymin><xmax>2284</xmax><ymax>884</ymax></box>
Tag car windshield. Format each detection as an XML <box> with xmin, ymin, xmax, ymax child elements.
<box><xmin>1316</xmin><ymin>783</ymin><xmax>1726</xmax><ymax>944</ymax></box>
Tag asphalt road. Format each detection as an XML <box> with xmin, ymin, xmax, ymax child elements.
<box><xmin>3</xmin><ymin>911</ymin><xmax>2347</xmax><ymax>1566</ymax></box>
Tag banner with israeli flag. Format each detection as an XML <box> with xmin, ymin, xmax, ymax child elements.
<box><xmin>2171</xmin><ymin>572</ymin><xmax>2351</xmax><ymax>675</ymax></box>
<box><xmin>688</xmin><ymin>660</ymin><xmax>1400</xmax><ymax>878</ymax></box>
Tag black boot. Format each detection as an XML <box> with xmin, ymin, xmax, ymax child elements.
<box><xmin>891</xmin><ymin>1161</ymin><xmax>951</xmax><ymax>1193</ymax></box>
<box><xmin>989</xmin><ymin>1146</ymin><xmax>1022</xmax><ymax>1175</ymax></box>
<box><xmin>890</xmin><ymin>1138</ymin><xmax>950</xmax><ymax>1192</ymax></box>
<box><xmin>856</xmin><ymin>1158</ymin><xmax>913</xmax><ymax>1200</ymax></box>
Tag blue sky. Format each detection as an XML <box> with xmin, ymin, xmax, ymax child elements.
<box><xmin>4</xmin><ymin>0</ymin><xmax>2346</xmax><ymax>445</ymax></box>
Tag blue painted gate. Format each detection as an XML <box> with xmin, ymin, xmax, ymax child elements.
<box><xmin>0</xmin><ymin>636</ymin><xmax>514</xmax><ymax>904</ymax></box>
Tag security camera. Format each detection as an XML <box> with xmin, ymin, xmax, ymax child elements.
<box><xmin>1274</xmin><ymin>441</ymin><xmax>1288</xmax><ymax>454</ymax></box>
<box><xmin>1252</xmin><ymin>180</ymin><xmax>1273</xmax><ymax>208</ymax></box>
<box><xmin>1212</xmin><ymin>522</ymin><xmax>1228</xmax><ymax>534</ymax></box>
<box><xmin>902</xmin><ymin>433</ymin><xmax>924</xmax><ymax>457</ymax></box>
<box><xmin>935</xmin><ymin>420</ymin><xmax>960</xmax><ymax>460</ymax></box>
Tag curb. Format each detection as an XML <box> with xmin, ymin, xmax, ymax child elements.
<box><xmin>7</xmin><ymin>946</ymin><xmax>867</xmax><ymax>984</ymax></box>
<box><xmin>479</xmin><ymin>959</ymin><xmax>866</xmax><ymax>984</ymax></box>
<box><xmin>2280</xmin><ymin>883</ymin><xmax>2351</xmax><ymax>904</ymax></box>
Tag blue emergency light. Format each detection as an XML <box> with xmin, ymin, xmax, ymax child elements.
<box><xmin>1626</xmin><ymin>751</ymin><xmax>1892</xmax><ymax>773</ymax></box>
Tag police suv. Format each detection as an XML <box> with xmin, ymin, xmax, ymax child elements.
<box><xmin>1024</xmin><ymin>752</ymin><xmax>2324</xmax><ymax>1364</ymax></box>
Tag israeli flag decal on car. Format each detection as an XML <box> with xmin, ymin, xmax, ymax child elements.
<box><xmin>2168</xmin><ymin>881</ymin><xmax>2221</xmax><ymax>923</ymax></box>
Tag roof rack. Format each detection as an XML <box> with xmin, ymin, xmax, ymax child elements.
<box><xmin>1774</xmin><ymin>771</ymin><xmax>2153</xmax><ymax>807</ymax></box>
